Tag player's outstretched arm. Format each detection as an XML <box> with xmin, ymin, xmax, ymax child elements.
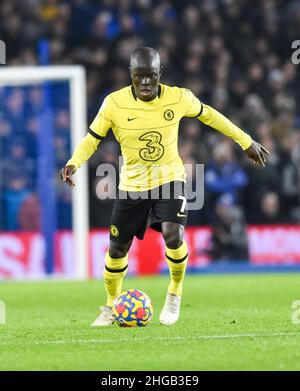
<box><xmin>60</xmin><ymin>132</ymin><xmax>101</xmax><ymax>188</ymax></box>
<box><xmin>197</xmin><ymin>104</ymin><xmax>270</xmax><ymax>166</ymax></box>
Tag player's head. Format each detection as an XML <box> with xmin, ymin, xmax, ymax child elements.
<box><xmin>129</xmin><ymin>47</ymin><xmax>162</xmax><ymax>102</ymax></box>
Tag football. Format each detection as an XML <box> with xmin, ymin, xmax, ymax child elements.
<box><xmin>112</xmin><ymin>289</ymin><xmax>153</xmax><ymax>327</ymax></box>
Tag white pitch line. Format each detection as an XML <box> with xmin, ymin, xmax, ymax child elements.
<box><xmin>0</xmin><ymin>332</ymin><xmax>300</xmax><ymax>347</ymax></box>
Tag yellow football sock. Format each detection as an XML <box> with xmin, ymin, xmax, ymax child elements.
<box><xmin>165</xmin><ymin>241</ymin><xmax>188</xmax><ymax>296</ymax></box>
<box><xmin>103</xmin><ymin>251</ymin><xmax>128</xmax><ymax>307</ymax></box>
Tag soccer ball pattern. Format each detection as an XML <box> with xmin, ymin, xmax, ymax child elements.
<box><xmin>112</xmin><ymin>289</ymin><xmax>153</xmax><ymax>327</ymax></box>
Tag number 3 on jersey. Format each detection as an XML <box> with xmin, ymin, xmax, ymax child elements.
<box><xmin>139</xmin><ymin>131</ymin><xmax>165</xmax><ymax>162</ymax></box>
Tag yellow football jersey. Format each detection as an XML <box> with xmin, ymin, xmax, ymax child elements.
<box><xmin>90</xmin><ymin>84</ymin><xmax>202</xmax><ymax>191</ymax></box>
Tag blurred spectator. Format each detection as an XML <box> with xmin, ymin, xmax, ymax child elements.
<box><xmin>205</xmin><ymin>141</ymin><xmax>248</xmax><ymax>207</ymax></box>
<box><xmin>254</xmin><ymin>192</ymin><xmax>286</xmax><ymax>224</ymax></box>
<box><xmin>209</xmin><ymin>194</ymin><xmax>249</xmax><ymax>261</ymax></box>
<box><xmin>3</xmin><ymin>177</ymin><xmax>31</xmax><ymax>230</ymax></box>
<box><xmin>1</xmin><ymin>140</ymin><xmax>35</xmax><ymax>229</ymax></box>
<box><xmin>18</xmin><ymin>193</ymin><xmax>41</xmax><ymax>231</ymax></box>
<box><xmin>237</xmin><ymin>94</ymin><xmax>271</xmax><ymax>136</ymax></box>
<box><xmin>281</xmin><ymin>140</ymin><xmax>300</xmax><ymax>222</ymax></box>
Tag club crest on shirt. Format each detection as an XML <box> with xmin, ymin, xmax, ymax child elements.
<box><xmin>163</xmin><ymin>109</ymin><xmax>174</xmax><ymax>121</ymax></box>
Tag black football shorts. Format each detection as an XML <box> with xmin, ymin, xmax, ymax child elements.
<box><xmin>109</xmin><ymin>181</ymin><xmax>188</xmax><ymax>243</ymax></box>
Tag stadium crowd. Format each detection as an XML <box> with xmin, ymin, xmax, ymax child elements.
<box><xmin>0</xmin><ymin>0</ymin><xmax>300</xmax><ymax>236</ymax></box>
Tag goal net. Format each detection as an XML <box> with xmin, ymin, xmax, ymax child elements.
<box><xmin>0</xmin><ymin>66</ymin><xmax>88</xmax><ymax>279</ymax></box>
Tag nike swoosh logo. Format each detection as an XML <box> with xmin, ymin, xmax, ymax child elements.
<box><xmin>127</xmin><ymin>117</ymin><xmax>137</xmax><ymax>121</ymax></box>
<box><xmin>177</xmin><ymin>212</ymin><xmax>187</xmax><ymax>217</ymax></box>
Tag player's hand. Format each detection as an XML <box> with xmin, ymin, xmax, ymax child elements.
<box><xmin>245</xmin><ymin>140</ymin><xmax>270</xmax><ymax>167</ymax></box>
<box><xmin>60</xmin><ymin>165</ymin><xmax>76</xmax><ymax>188</ymax></box>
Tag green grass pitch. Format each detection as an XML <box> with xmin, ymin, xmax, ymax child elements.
<box><xmin>1</xmin><ymin>273</ymin><xmax>300</xmax><ymax>371</ymax></box>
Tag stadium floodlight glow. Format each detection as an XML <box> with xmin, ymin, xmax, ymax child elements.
<box><xmin>0</xmin><ymin>66</ymin><xmax>89</xmax><ymax>279</ymax></box>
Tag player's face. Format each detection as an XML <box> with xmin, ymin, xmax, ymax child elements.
<box><xmin>130</xmin><ymin>65</ymin><xmax>161</xmax><ymax>102</ymax></box>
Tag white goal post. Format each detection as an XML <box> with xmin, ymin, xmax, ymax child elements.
<box><xmin>0</xmin><ymin>66</ymin><xmax>89</xmax><ymax>279</ymax></box>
